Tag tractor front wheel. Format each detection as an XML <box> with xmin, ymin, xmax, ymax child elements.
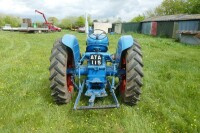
<box><xmin>49</xmin><ymin>39</ymin><xmax>74</xmax><ymax>104</ymax></box>
<box><xmin>120</xmin><ymin>42</ymin><xmax>144</xmax><ymax>106</ymax></box>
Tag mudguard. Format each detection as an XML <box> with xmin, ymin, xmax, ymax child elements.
<box><xmin>62</xmin><ymin>34</ymin><xmax>80</xmax><ymax>67</ymax></box>
<box><xmin>115</xmin><ymin>35</ymin><xmax>134</xmax><ymax>64</ymax></box>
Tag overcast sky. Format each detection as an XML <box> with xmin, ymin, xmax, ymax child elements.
<box><xmin>0</xmin><ymin>0</ymin><xmax>163</xmax><ymax>21</ymax></box>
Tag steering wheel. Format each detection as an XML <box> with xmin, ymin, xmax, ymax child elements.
<box><xmin>89</xmin><ymin>29</ymin><xmax>107</xmax><ymax>40</ymax></box>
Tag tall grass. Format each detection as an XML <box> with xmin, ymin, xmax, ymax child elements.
<box><xmin>0</xmin><ymin>30</ymin><xmax>199</xmax><ymax>133</ymax></box>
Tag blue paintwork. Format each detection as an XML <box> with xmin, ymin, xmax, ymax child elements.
<box><xmin>178</xmin><ymin>21</ymin><xmax>199</xmax><ymax>31</ymax></box>
<box><xmin>72</xmin><ymin>49</ymin><xmax>119</xmax><ymax>109</ymax></box>
<box><xmin>62</xmin><ymin>34</ymin><xmax>80</xmax><ymax>66</ymax></box>
<box><xmin>115</xmin><ymin>35</ymin><xmax>134</xmax><ymax>64</ymax></box>
<box><xmin>63</xmin><ymin>33</ymin><xmax>132</xmax><ymax>109</ymax></box>
<box><xmin>70</xmin><ymin>52</ymin><xmax>116</xmax><ymax>75</ymax></box>
<box><xmin>67</xmin><ymin>66</ymin><xmax>122</xmax><ymax>76</ymax></box>
<box><xmin>78</xmin><ymin>52</ymin><xmax>114</xmax><ymax>99</ymax></box>
<box><xmin>86</xmin><ymin>34</ymin><xmax>109</xmax><ymax>52</ymax></box>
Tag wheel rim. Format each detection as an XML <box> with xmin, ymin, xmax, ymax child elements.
<box><xmin>120</xmin><ymin>57</ymin><xmax>126</xmax><ymax>94</ymax></box>
<box><xmin>67</xmin><ymin>74</ymin><xmax>73</xmax><ymax>93</ymax></box>
<box><xmin>67</xmin><ymin>53</ymin><xmax>74</xmax><ymax>93</ymax></box>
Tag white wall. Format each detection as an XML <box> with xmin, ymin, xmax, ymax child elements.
<box><xmin>93</xmin><ymin>22</ymin><xmax>112</xmax><ymax>33</ymax></box>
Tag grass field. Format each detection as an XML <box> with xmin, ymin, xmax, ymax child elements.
<box><xmin>0</xmin><ymin>30</ymin><xmax>199</xmax><ymax>133</ymax></box>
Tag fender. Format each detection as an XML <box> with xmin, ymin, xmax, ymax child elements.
<box><xmin>62</xmin><ymin>34</ymin><xmax>80</xmax><ymax>67</ymax></box>
<box><xmin>115</xmin><ymin>35</ymin><xmax>134</xmax><ymax>64</ymax></box>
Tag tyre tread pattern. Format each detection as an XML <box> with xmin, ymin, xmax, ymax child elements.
<box><xmin>123</xmin><ymin>42</ymin><xmax>143</xmax><ymax>106</ymax></box>
<box><xmin>49</xmin><ymin>39</ymin><xmax>72</xmax><ymax>104</ymax></box>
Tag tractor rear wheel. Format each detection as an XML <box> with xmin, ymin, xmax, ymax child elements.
<box><xmin>49</xmin><ymin>39</ymin><xmax>74</xmax><ymax>104</ymax></box>
<box><xmin>120</xmin><ymin>42</ymin><xmax>144</xmax><ymax>106</ymax></box>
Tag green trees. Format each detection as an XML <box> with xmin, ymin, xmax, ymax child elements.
<box><xmin>130</xmin><ymin>15</ymin><xmax>145</xmax><ymax>22</ymax></box>
<box><xmin>59</xmin><ymin>16</ymin><xmax>78</xmax><ymax>29</ymax></box>
<box><xmin>185</xmin><ymin>0</ymin><xmax>200</xmax><ymax>14</ymax></box>
<box><xmin>48</xmin><ymin>17</ymin><xmax>59</xmax><ymax>25</ymax></box>
<box><xmin>58</xmin><ymin>15</ymin><xmax>92</xmax><ymax>29</ymax></box>
<box><xmin>75</xmin><ymin>16</ymin><xmax>85</xmax><ymax>27</ymax></box>
<box><xmin>0</xmin><ymin>15</ymin><xmax>21</xmax><ymax>27</ymax></box>
<box><xmin>144</xmin><ymin>0</ymin><xmax>200</xmax><ymax>18</ymax></box>
<box><xmin>155</xmin><ymin>0</ymin><xmax>186</xmax><ymax>15</ymax></box>
<box><xmin>0</xmin><ymin>14</ymin><xmax>91</xmax><ymax>29</ymax></box>
<box><xmin>59</xmin><ymin>17</ymin><xmax>73</xmax><ymax>29</ymax></box>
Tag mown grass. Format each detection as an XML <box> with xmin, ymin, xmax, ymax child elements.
<box><xmin>0</xmin><ymin>30</ymin><xmax>199</xmax><ymax>133</ymax></box>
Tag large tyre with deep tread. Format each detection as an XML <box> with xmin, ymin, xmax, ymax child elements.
<box><xmin>49</xmin><ymin>39</ymin><xmax>73</xmax><ymax>104</ymax></box>
<box><xmin>120</xmin><ymin>41</ymin><xmax>144</xmax><ymax>106</ymax></box>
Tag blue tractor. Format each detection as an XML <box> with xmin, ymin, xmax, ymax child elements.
<box><xmin>49</xmin><ymin>29</ymin><xmax>143</xmax><ymax>110</ymax></box>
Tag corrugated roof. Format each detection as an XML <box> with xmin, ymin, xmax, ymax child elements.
<box><xmin>143</xmin><ymin>14</ymin><xmax>200</xmax><ymax>22</ymax></box>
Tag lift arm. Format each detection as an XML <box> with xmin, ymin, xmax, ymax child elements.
<box><xmin>35</xmin><ymin>10</ymin><xmax>48</xmax><ymax>24</ymax></box>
